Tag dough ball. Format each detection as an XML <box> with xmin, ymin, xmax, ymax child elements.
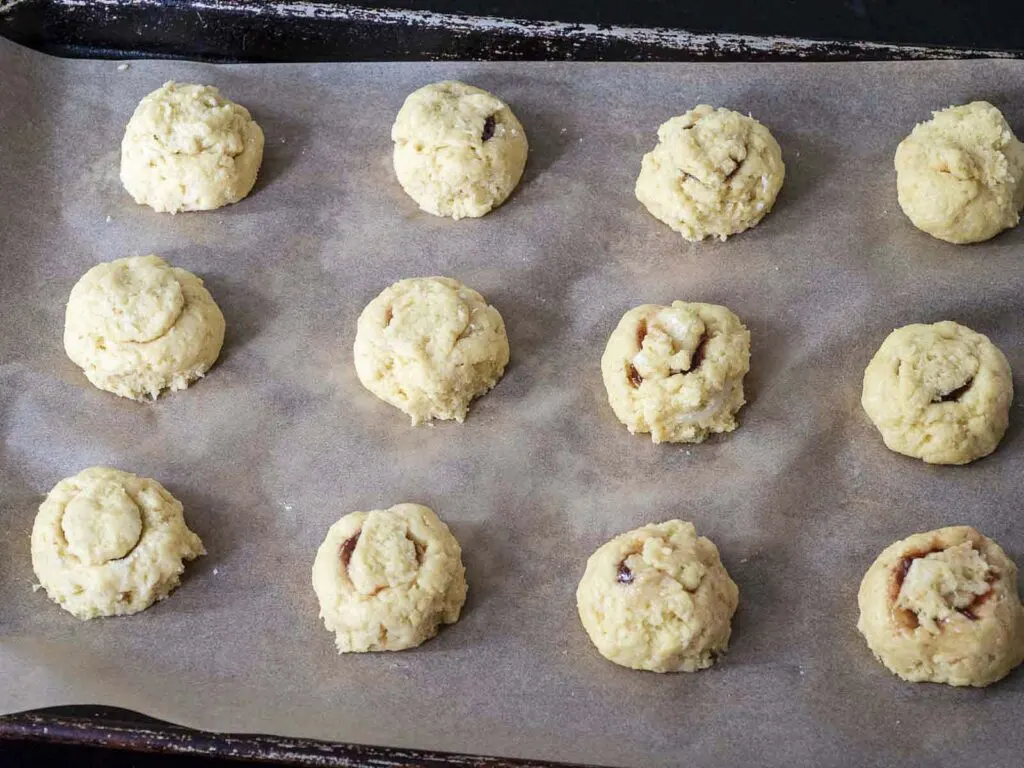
<box><xmin>31</xmin><ymin>467</ymin><xmax>205</xmax><ymax>620</ymax></box>
<box><xmin>121</xmin><ymin>81</ymin><xmax>265</xmax><ymax>213</ymax></box>
<box><xmin>312</xmin><ymin>503</ymin><xmax>467</xmax><ymax>652</ymax></box>
<box><xmin>601</xmin><ymin>301</ymin><xmax>751</xmax><ymax>444</ymax></box>
<box><xmin>861</xmin><ymin>321</ymin><xmax>1012</xmax><ymax>465</ymax></box>
<box><xmin>857</xmin><ymin>526</ymin><xmax>1024</xmax><ymax>687</ymax></box>
<box><xmin>576</xmin><ymin>520</ymin><xmax>739</xmax><ymax>673</ymax></box>
<box><xmin>635</xmin><ymin>105</ymin><xmax>785</xmax><ymax>242</ymax></box>
<box><xmin>391</xmin><ymin>80</ymin><xmax>528</xmax><ymax>219</ymax></box>
<box><xmin>895</xmin><ymin>101</ymin><xmax>1024</xmax><ymax>244</ymax></box>
<box><xmin>64</xmin><ymin>255</ymin><xmax>226</xmax><ymax>401</ymax></box>
<box><xmin>353</xmin><ymin>276</ymin><xmax>509</xmax><ymax>425</ymax></box>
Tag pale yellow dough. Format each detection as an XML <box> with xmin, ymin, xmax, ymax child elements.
<box><xmin>391</xmin><ymin>80</ymin><xmax>528</xmax><ymax>219</ymax></box>
<box><xmin>857</xmin><ymin>526</ymin><xmax>1024</xmax><ymax>687</ymax></box>
<box><xmin>353</xmin><ymin>277</ymin><xmax>509</xmax><ymax>425</ymax></box>
<box><xmin>576</xmin><ymin>520</ymin><xmax>739</xmax><ymax>673</ymax></box>
<box><xmin>601</xmin><ymin>301</ymin><xmax>751</xmax><ymax>444</ymax></box>
<box><xmin>635</xmin><ymin>105</ymin><xmax>785</xmax><ymax>242</ymax></box>
<box><xmin>31</xmin><ymin>467</ymin><xmax>205</xmax><ymax>620</ymax></box>
<box><xmin>64</xmin><ymin>255</ymin><xmax>226</xmax><ymax>400</ymax></box>
<box><xmin>895</xmin><ymin>101</ymin><xmax>1024</xmax><ymax>244</ymax></box>
<box><xmin>312</xmin><ymin>503</ymin><xmax>467</xmax><ymax>652</ymax></box>
<box><xmin>861</xmin><ymin>321</ymin><xmax>1012</xmax><ymax>465</ymax></box>
<box><xmin>121</xmin><ymin>82</ymin><xmax>265</xmax><ymax>213</ymax></box>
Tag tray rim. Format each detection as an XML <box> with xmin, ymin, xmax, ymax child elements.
<box><xmin>2</xmin><ymin>2</ymin><xmax>1023</xmax><ymax>766</ymax></box>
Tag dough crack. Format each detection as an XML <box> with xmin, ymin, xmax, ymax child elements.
<box><xmin>935</xmin><ymin>377</ymin><xmax>974</xmax><ymax>403</ymax></box>
<box><xmin>482</xmin><ymin>114</ymin><xmax>496</xmax><ymax>142</ymax></box>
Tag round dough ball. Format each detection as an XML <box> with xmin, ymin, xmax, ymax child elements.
<box><xmin>31</xmin><ymin>467</ymin><xmax>205</xmax><ymax>620</ymax></box>
<box><xmin>391</xmin><ymin>80</ymin><xmax>528</xmax><ymax>219</ymax></box>
<box><xmin>312</xmin><ymin>503</ymin><xmax>467</xmax><ymax>653</ymax></box>
<box><xmin>635</xmin><ymin>105</ymin><xmax>785</xmax><ymax>242</ymax></box>
<box><xmin>857</xmin><ymin>526</ymin><xmax>1024</xmax><ymax>687</ymax></box>
<box><xmin>895</xmin><ymin>101</ymin><xmax>1024</xmax><ymax>244</ymax></box>
<box><xmin>861</xmin><ymin>321</ymin><xmax>1012</xmax><ymax>465</ymax></box>
<box><xmin>353</xmin><ymin>277</ymin><xmax>509</xmax><ymax>425</ymax></box>
<box><xmin>601</xmin><ymin>301</ymin><xmax>751</xmax><ymax>444</ymax></box>
<box><xmin>64</xmin><ymin>255</ymin><xmax>226</xmax><ymax>401</ymax></box>
<box><xmin>121</xmin><ymin>81</ymin><xmax>265</xmax><ymax>214</ymax></box>
<box><xmin>576</xmin><ymin>520</ymin><xmax>739</xmax><ymax>673</ymax></box>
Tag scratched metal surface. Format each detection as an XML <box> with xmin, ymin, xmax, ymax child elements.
<box><xmin>1</xmin><ymin>0</ymin><xmax>1022</xmax><ymax>62</ymax></box>
<box><xmin>2</xmin><ymin>32</ymin><xmax>1024</xmax><ymax>768</ymax></box>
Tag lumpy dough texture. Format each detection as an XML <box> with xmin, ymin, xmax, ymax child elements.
<box><xmin>601</xmin><ymin>301</ymin><xmax>751</xmax><ymax>444</ymax></box>
<box><xmin>857</xmin><ymin>526</ymin><xmax>1024</xmax><ymax>687</ymax></box>
<box><xmin>895</xmin><ymin>101</ymin><xmax>1024</xmax><ymax>244</ymax></box>
<box><xmin>31</xmin><ymin>467</ymin><xmax>205</xmax><ymax>620</ymax></box>
<box><xmin>121</xmin><ymin>81</ymin><xmax>265</xmax><ymax>213</ymax></box>
<box><xmin>64</xmin><ymin>255</ymin><xmax>226</xmax><ymax>400</ymax></box>
<box><xmin>312</xmin><ymin>503</ymin><xmax>468</xmax><ymax>652</ymax></box>
<box><xmin>576</xmin><ymin>520</ymin><xmax>739</xmax><ymax>673</ymax></box>
<box><xmin>391</xmin><ymin>80</ymin><xmax>528</xmax><ymax>219</ymax></box>
<box><xmin>635</xmin><ymin>105</ymin><xmax>785</xmax><ymax>242</ymax></box>
<box><xmin>353</xmin><ymin>277</ymin><xmax>510</xmax><ymax>425</ymax></box>
<box><xmin>861</xmin><ymin>321</ymin><xmax>1012</xmax><ymax>465</ymax></box>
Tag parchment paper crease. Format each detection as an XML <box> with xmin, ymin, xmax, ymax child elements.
<box><xmin>1</xmin><ymin>37</ymin><xmax>1023</xmax><ymax>768</ymax></box>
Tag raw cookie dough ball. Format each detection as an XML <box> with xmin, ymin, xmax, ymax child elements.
<box><xmin>312</xmin><ymin>503</ymin><xmax>467</xmax><ymax>652</ymax></box>
<box><xmin>576</xmin><ymin>520</ymin><xmax>739</xmax><ymax>672</ymax></box>
<box><xmin>601</xmin><ymin>301</ymin><xmax>751</xmax><ymax>444</ymax></box>
<box><xmin>64</xmin><ymin>255</ymin><xmax>226</xmax><ymax>401</ymax></box>
<box><xmin>391</xmin><ymin>80</ymin><xmax>528</xmax><ymax>219</ymax></box>
<box><xmin>121</xmin><ymin>81</ymin><xmax>265</xmax><ymax>213</ymax></box>
<box><xmin>635</xmin><ymin>105</ymin><xmax>785</xmax><ymax>242</ymax></box>
<box><xmin>857</xmin><ymin>526</ymin><xmax>1024</xmax><ymax>687</ymax></box>
<box><xmin>353</xmin><ymin>276</ymin><xmax>510</xmax><ymax>425</ymax></box>
<box><xmin>861</xmin><ymin>321</ymin><xmax>1012</xmax><ymax>465</ymax></box>
<box><xmin>895</xmin><ymin>101</ymin><xmax>1024</xmax><ymax>244</ymax></box>
<box><xmin>31</xmin><ymin>467</ymin><xmax>205</xmax><ymax>620</ymax></box>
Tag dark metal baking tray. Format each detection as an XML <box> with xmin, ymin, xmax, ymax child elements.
<box><xmin>1</xmin><ymin>2</ymin><xmax>1021</xmax><ymax>766</ymax></box>
<box><xmin>2</xmin><ymin>0</ymin><xmax>1023</xmax><ymax>62</ymax></box>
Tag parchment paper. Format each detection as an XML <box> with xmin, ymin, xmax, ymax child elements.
<box><xmin>2</xmin><ymin>36</ymin><xmax>1023</xmax><ymax>768</ymax></box>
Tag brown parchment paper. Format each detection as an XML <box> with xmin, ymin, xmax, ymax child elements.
<box><xmin>2</xmin><ymin>36</ymin><xmax>1024</xmax><ymax>768</ymax></box>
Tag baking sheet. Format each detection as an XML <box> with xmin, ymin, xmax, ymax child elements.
<box><xmin>2</xmin><ymin>36</ymin><xmax>1024</xmax><ymax>768</ymax></box>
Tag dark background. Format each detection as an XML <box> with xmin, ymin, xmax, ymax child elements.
<box><xmin>1</xmin><ymin>1</ymin><xmax>1022</xmax><ymax>766</ymax></box>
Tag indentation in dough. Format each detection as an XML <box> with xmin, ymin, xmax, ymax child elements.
<box><xmin>893</xmin><ymin>542</ymin><xmax>995</xmax><ymax>633</ymax></box>
<box><xmin>627</xmin><ymin>363</ymin><xmax>643</xmax><ymax>388</ymax></box>
<box><xmin>936</xmin><ymin>377</ymin><xmax>974</xmax><ymax>403</ymax></box>
<box><xmin>340</xmin><ymin>532</ymin><xmax>361</xmax><ymax>571</ymax></box>
<box><xmin>616</xmin><ymin>560</ymin><xmax>634</xmax><ymax>584</ymax></box>
<box><xmin>686</xmin><ymin>333</ymin><xmax>710</xmax><ymax>373</ymax></box>
<box><xmin>723</xmin><ymin>153</ymin><xmax>747</xmax><ymax>182</ymax></box>
<box><xmin>482</xmin><ymin>114</ymin><xmax>496</xmax><ymax>142</ymax></box>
